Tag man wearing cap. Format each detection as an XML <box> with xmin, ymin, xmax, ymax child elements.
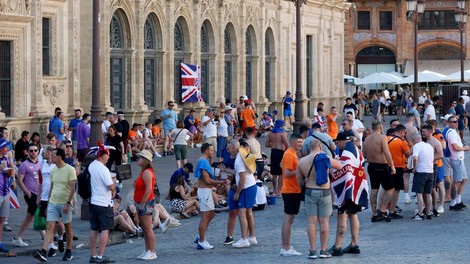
<box><xmin>67</xmin><ymin>109</ymin><xmax>83</xmax><ymax>154</ymax></box>
<box><xmin>363</xmin><ymin>120</ymin><xmax>395</xmax><ymax>222</ymax></box>
<box><xmin>302</xmin><ymin>123</ymin><xmax>336</xmax><ymax>157</ymax></box>
<box><xmin>184</xmin><ymin>110</ymin><xmax>196</xmax><ymax>130</ymax></box>
<box><xmin>161</xmin><ymin>101</ymin><xmax>178</xmax><ymax>154</ymax></box>
<box><xmin>33</xmin><ymin>148</ymin><xmax>76</xmax><ymax>262</ymax></box>
<box><xmin>202</xmin><ymin>109</ymin><xmax>218</xmax><ymax>158</ymax></box>
<box><xmin>343</xmin><ymin>98</ymin><xmax>358</xmax><ymax>120</ymax></box>
<box><xmin>240</xmin><ymin>102</ymin><xmax>256</xmax><ymax>134</ymax></box>
<box><xmin>462</xmin><ymin>90</ymin><xmax>470</xmax><ymax>105</ymax></box>
<box><xmin>265</xmin><ymin>120</ymin><xmax>289</xmax><ymax>197</ymax></box>
<box><xmin>423</xmin><ymin>100</ymin><xmax>436</xmax><ymax>123</ymax></box>
<box><xmin>169</xmin><ymin>163</ymin><xmax>194</xmax><ymax>187</ymax></box>
<box><xmin>282</xmin><ymin>91</ymin><xmax>294</xmax><ymax>129</ymax></box>
<box><xmin>258</xmin><ymin>112</ymin><xmax>273</xmax><ymax>136</ymax></box>
<box><xmin>231</xmin><ymin>142</ymin><xmax>258</xmax><ymax>248</ymax></box>
<box><xmin>0</xmin><ymin>138</ymin><xmax>17</xmax><ymax>252</ymax></box>
<box><xmin>87</xmin><ymin>145</ymin><xmax>116</xmax><ymax>263</ymax></box>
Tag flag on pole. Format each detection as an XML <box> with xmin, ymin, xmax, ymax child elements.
<box><xmin>330</xmin><ymin>142</ymin><xmax>369</xmax><ymax>209</ymax></box>
<box><xmin>181</xmin><ymin>62</ymin><xmax>203</xmax><ymax>103</ymax></box>
<box><xmin>9</xmin><ymin>188</ymin><xmax>20</xmax><ymax>209</ymax></box>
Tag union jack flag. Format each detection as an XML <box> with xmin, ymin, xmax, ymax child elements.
<box><xmin>181</xmin><ymin>62</ymin><xmax>203</xmax><ymax>103</ymax></box>
<box><xmin>9</xmin><ymin>188</ymin><xmax>20</xmax><ymax>209</ymax></box>
<box><xmin>331</xmin><ymin>142</ymin><xmax>369</xmax><ymax>209</ymax></box>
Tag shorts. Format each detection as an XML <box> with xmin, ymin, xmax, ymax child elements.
<box><xmin>432</xmin><ymin>164</ymin><xmax>438</xmax><ymax>188</ymax></box>
<box><xmin>135</xmin><ymin>199</ymin><xmax>155</xmax><ymax>216</ymax></box>
<box><xmin>270</xmin><ymin>149</ymin><xmax>285</xmax><ymax>175</ymax></box>
<box><xmin>412</xmin><ymin>172</ymin><xmax>433</xmax><ymax>194</ymax></box>
<box><xmin>367</xmin><ymin>163</ymin><xmax>393</xmax><ymax>190</ymax></box>
<box><xmin>77</xmin><ymin>148</ymin><xmax>90</xmax><ymax>163</ymax></box>
<box><xmin>237</xmin><ymin>185</ymin><xmax>257</xmax><ymax>209</ymax></box>
<box><xmin>197</xmin><ymin>188</ymin><xmax>215</xmax><ymax>212</ymax></box>
<box><xmin>216</xmin><ymin>136</ymin><xmax>228</xmax><ymax>158</ymax></box>
<box><xmin>450</xmin><ymin>158</ymin><xmax>468</xmax><ymax>182</ymax></box>
<box><xmin>396</xmin><ymin>99</ymin><xmax>402</xmax><ymax>107</ymax></box>
<box><xmin>39</xmin><ymin>200</ymin><xmax>48</xmax><ymax>217</ymax></box>
<box><xmin>47</xmin><ymin>203</ymin><xmax>73</xmax><ymax>224</ymax></box>
<box><xmin>164</xmin><ymin>129</ymin><xmax>173</xmax><ymax>137</ymax></box>
<box><xmin>394</xmin><ymin>168</ymin><xmax>405</xmax><ymax>191</ymax></box>
<box><xmin>305</xmin><ymin>188</ymin><xmax>332</xmax><ymax>217</ymax></box>
<box><xmin>24</xmin><ymin>192</ymin><xmax>39</xmax><ymax>215</ymax></box>
<box><xmin>284</xmin><ymin>108</ymin><xmax>292</xmax><ymax>117</ymax></box>
<box><xmin>173</xmin><ymin>144</ymin><xmax>188</xmax><ymax>161</ymax></box>
<box><xmin>436</xmin><ymin>166</ymin><xmax>444</xmax><ymax>183</ymax></box>
<box><xmin>72</xmin><ymin>140</ymin><xmax>78</xmax><ymax>154</ymax></box>
<box><xmin>89</xmin><ymin>203</ymin><xmax>114</xmax><ymax>231</ymax></box>
<box><xmin>406</xmin><ymin>156</ymin><xmax>413</xmax><ymax>170</ymax></box>
<box><xmin>170</xmin><ymin>199</ymin><xmax>187</xmax><ymax>213</ymax></box>
<box><xmin>443</xmin><ymin>157</ymin><xmax>452</xmax><ymax>176</ymax></box>
<box><xmin>203</xmin><ymin>137</ymin><xmax>217</xmax><ymax>154</ymax></box>
<box><xmin>255</xmin><ymin>160</ymin><xmax>264</xmax><ymax>177</ymax></box>
<box><xmin>282</xmin><ymin>193</ymin><xmax>302</xmax><ymax>215</ymax></box>
<box><xmin>227</xmin><ymin>189</ymin><xmax>237</xmax><ymax>211</ymax></box>
<box><xmin>0</xmin><ymin>194</ymin><xmax>11</xmax><ymax>218</ymax></box>
<box><xmin>338</xmin><ymin>200</ymin><xmax>362</xmax><ymax>215</ymax></box>
<box><xmin>458</xmin><ymin>120</ymin><xmax>465</xmax><ymax>131</ymax></box>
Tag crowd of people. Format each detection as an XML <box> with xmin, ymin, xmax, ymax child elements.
<box><xmin>0</xmin><ymin>89</ymin><xmax>468</xmax><ymax>261</ymax></box>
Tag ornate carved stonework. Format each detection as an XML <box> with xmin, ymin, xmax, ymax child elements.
<box><xmin>246</xmin><ymin>5</ymin><xmax>259</xmax><ymax>25</ymax></box>
<box><xmin>0</xmin><ymin>0</ymin><xmax>27</xmax><ymax>15</ymax></box>
<box><xmin>43</xmin><ymin>83</ymin><xmax>65</xmax><ymax>105</ymax></box>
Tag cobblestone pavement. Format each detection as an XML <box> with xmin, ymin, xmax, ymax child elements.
<box><xmin>3</xmin><ymin>115</ymin><xmax>470</xmax><ymax>263</ymax></box>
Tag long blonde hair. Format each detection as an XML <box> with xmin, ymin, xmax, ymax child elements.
<box><xmin>140</xmin><ymin>158</ymin><xmax>154</xmax><ymax>172</ymax></box>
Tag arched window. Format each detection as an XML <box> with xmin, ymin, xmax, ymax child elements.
<box><xmin>264</xmin><ymin>30</ymin><xmax>275</xmax><ymax>100</ymax></box>
<box><xmin>245</xmin><ymin>30</ymin><xmax>253</xmax><ymax>99</ymax></box>
<box><xmin>109</xmin><ymin>13</ymin><xmax>126</xmax><ymax>109</ymax></box>
<box><xmin>200</xmin><ymin>23</ymin><xmax>209</xmax><ymax>103</ymax></box>
<box><xmin>174</xmin><ymin>20</ymin><xmax>185</xmax><ymax>103</ymax></box>
<box><xmin>144</xmin><ymin>18</ymin><xmax>157</xmax><ymax>107</ymax></box>
<box><xmin>224</xmin><ymin>28</ymin><xmax>232</xmax><ymax>101</ymax></box>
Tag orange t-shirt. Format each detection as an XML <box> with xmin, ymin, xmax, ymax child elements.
<box><xmin>387</xmin><ymin>135</ymin><xmax>409</xmax><ymax>169</ymax></box>
<box><xmin>327</xmin><ymin>114</ymin><xmax>338</xmax><ymax>140</ymax></box>
<box><xmin>433</xmin><ymin>133</ymin><xmax>444</xmax><ymax>167</ymax></box>
<box><xmin>128</xmin><ymin>130</ymin><xmax>138</xmax><ymax>139</ymax></box>
<box><xmin>240</xmin><ymin>108</ymin><xmax>255</xmax><ymax>128</ymax></box>
<box><xmin>152</xmin><ymin>126</ymin><xmax>161</xmax><ymax>138</ymax></box>
<box><xmin>281</xmin><ymin>148</ymin><xmax>300</xmax><ymax>194</ymax></box>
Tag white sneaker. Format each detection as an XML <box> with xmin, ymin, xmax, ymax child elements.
<box><xmin>195</xmin><ymin>144</ymin><xmax>202</xmax><ymax>148</ymax></box>
<box><xmin>197</xmin><ymin>240</ymin><xmax>214</xmax><ymax>250</ymax></box>
<box><xmin>280</xmin><ymin>246</ymin><xmax>303</xmax><ymax>256</ymax></box>
<box><xmin>437</xmin><ymin>205</ymin><xmax>445</xmax><ymax>214</ymax></box>
<box><xmin>248</xmin><ymin>236</ymin><xmax>258</xmax><ymax>245</ymax></box>
<box><xmin>404</xmin><ymin>198</ymin><xmax>411</xmax><ymax>204</ymax></box>
<box><xmin>154</xmin><ymin>153</ymin><xmax>162</xmax><ymax>158</ymax></box>
<box><xmin>141</xmin><ymin>251</ymin><xmax>158</xmax><ymax>260</ymax></box>
<box><xmin>12</xmin><ymin>237</ymin><xmax>28</xmax><ymax>247</ymax></box>
<box><xmin>136</xmin><ymin>251</ymin><xmax>147</xmax><ymax>259</ymax></box>
<box><xmin>232</xmin><ymin>238</ymin><xmax>250</xmax><ymax>248</ymax></box>
<box><xmin>159</xmin><ymin>219</ymin><xmax>169</xmax><ymax>233</ymax></box>
<box><xmin>168</xmin><ymin>220</ymin><xmax>181</xmax><ymax>227</ymax></box>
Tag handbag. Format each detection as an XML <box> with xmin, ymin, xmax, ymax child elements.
<box><xmin>34</xmin><ymin>208</ymin><xmax>46</xmax><ymax>230</ymax></box>
<box><xmin>301</xmin><ymin>154</ymin><xmax>319</xmax><ymax>201</ymax></box>
<box><xmin>116</xmin><ymin>164</ymin><xmax>132</xmax><ymax>181</ymax></box>
<box><xmin>172</xmin><ymin>129</ymin><xmax>184</xmax><ymax>143</ymax></box>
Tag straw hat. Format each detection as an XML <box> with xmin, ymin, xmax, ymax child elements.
<box><xmin>137</xmin><ymin>149</ymin><xmax>153</xmax><ymax>162</ymax></box>
<box><xmin>239</xmin><ymin>147</ymin><xmax>257</xmax><ymax>174</ymax></box>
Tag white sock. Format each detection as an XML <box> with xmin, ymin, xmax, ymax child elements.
<box><xmin>404</xmin><ymin>193</ymin><xmax>410</xmax><ymax>200</ymax></box>
<box><xmin>48</xmin><ymin>243</ymin><xmax>54</xmax><ymax>249</ymax></box>
<box><xmin>97</xmin><ymin>256</ymin><xmax>102</xmax><ymax>259</ymax></box>
<box><xmin>456</xmin><ymin>195</ymin><xmax>462</xmax><ymax>204</ymax></box>
<box><xmin>450</xmin><ymin>199</ymin><xmax>457</xmax><ymax>206</ymax></box>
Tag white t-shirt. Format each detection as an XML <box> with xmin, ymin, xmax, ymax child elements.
<box><xmin>234</xmin><ymin>154</ymin><xmax>256</xmax><ymax>189</ymax></box>
<box><xmin>89</xmin><ymin>160</ymin><xmax>114</xmax><ymax>207</ymax></box>
<box><xmin>202</xmin><ymin>116</ymin><xmax>217</xmax><ymax>138</ymax></box>
<box><xmin>412</xmin><ymin>141</ymin><xmax>434</xmax><ymax>173</ymax></box>
<box><xmin>171</xmin><ymin>128</ymin><xmax>189</xmax><ymax>145</ymax></box>
<box><xmin>39</xmin><ymin>161</ymin><xmax>56</xmax><ymax>201</ymax></box>
<box><xmin>352</xmin><ymin>119</ymin><xmax>364</xmax><ymax>144</ymax></box>
<box><xmin>143</xmin><ymin>128</ymin><xmax>152</xmax><ymax>139</ymax></box>
<box><xmin>462</xmin><ymin>95</ymin><xmax>470</xmax><ymax>105</ymax></box>
<box><xmin>447</xmin><ymin>129</ymin><xmax>464</xmax><ymax>160</ymax></box>
<box><xmin>423</xmin><ymin>104</ymin><xmax>436</xmax><ymax>121</ymax></box>
<box><xmin>217</xmin><ymin>117</ymin><xmax>229</xmax><ymax>137</ymax></box>
<box><xmin>102</xmin><ymin>120</ymin><xmax>111</xmax><ymax>134</ymax></box>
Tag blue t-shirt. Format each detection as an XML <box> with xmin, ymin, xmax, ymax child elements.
<box><xmin>194</xmin><ymin>158</ymin><xmax>214</xmax><ymax>180</ymax></box>
<box><xmin>161</xmin><ymin>109</ymin><xmax>177</xmax><ymax>131</ymax></box>
<box><xmin>283</xmin><ymin>97</ymin><xmax>293</xmax><ymax>110</ymax></box>
<box><xmin>408</xmin><ymin>108</ymin><xmax>420</xmax><ymax>128</ymax></box>
<box><xmin>456</xmin><ymin>104</ymin><xmax>465</xmax><ymax>123</ymax></box>
<box><xmin>169</xmin><ymin>168</ymin><xmax>190</xmax><ymax>186</ymax></box>
<box><xmin>184</xmin><ymin>115</ymin><xmax>194</xmax><ymax>130</ymax></box>
<box><xmin>68</xmin><ymin>118</ymin><xmax>83</xmax><ymax>141</ymax></box>
<box><xmin>50</xmin><ymin>118</ymin><xmax>64</xmax><ymax>141</ymax></box>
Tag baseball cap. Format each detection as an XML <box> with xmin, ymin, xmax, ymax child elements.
<box><xmin>334</xmin><ymin>132</ymin><xmax>351</xmax><ymax>141</ymax></box>
<box><xmin>0</xmin><ymin>138</ymin><xmax>8</xmax><ymax>149</ymax></box>
<box><xmin>463</xmin><ymin>90</ymin><xmax>468</xmax><ymax>95</ymax></box>
<box><xmin>184</xmin><ymin>162</ymin><xmax>194</xmax><ymax>173</ymax></box>
<box><xmin>117</xmin><ymin>111</ymin><xmax>124</xmax><ymax>115</ymax></box>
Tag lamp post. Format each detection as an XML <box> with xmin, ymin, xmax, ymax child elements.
<box><xmin>90</xmin><ymin>0</ymin><xmax>103</xmax><ymax>147</ymax></box>
<box><xmin>455</xmin><ymin>0</ymin><xmax>468</xmax><ymax>83</ymax></box>
<box><xmin>406</xmin><ymin>0</ymin><xmax>425</xmax><ymax>102</ymax></box>
<box><xmin>286</xmin><ymin>0</ymin><xmax>306</xmax><ymax>132</ymax></box>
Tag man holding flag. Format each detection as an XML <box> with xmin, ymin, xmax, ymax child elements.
<box><xmin>328</xmin><ymin>132</ymin><xmax>368</xmax><ymax>256</ymax></box>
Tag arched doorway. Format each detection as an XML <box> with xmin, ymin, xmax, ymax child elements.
<box><xmin>174</xmin><ymin>17</ymin><xmax>191</xmax><ymax>104</ymax></box>
<box><xmin>356</xmin><ymin>46</ymin><xmax>396</xmax><ymax>91</ymax></box>
<box><xmin>224</xmin><ymin>23</ymin><xmax>237</xmax><ymax>103</ymax></box>
<box><xmin>245</xmin><ymin>25</ymin><xmax>257</xmax><ymax>100</ymax></box>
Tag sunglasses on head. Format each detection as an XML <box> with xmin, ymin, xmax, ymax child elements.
<box><xmin>29</xmin><ymin>149</ymin><xmax>39</xmax><ymax>153</ymax></box>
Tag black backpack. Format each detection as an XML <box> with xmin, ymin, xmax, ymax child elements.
<box><xmin>77</xmin><ymin>165</ymin><xmax>91</xmax><ymax>200</ymax></box>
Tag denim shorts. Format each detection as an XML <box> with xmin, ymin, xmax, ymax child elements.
<box><xmin>305</xmin><ymin>189</ymin><xmax>332</xmax><ymax>217</ymax></box>
<box><xmin>47</xmin><ymin>203</ymin><xmax>73</xmax><ymax>224</ymax></box>
<box><xmin>135</xmin><ymin>199</ymin><xmax>155</xmax><ymax>216</ymax></box>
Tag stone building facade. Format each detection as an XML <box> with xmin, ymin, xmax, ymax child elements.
<box><xmin>0</xmin><ymin>0</ymin><xmax>349</xmax><ymax>142</ymax></box>
<box><xmin>344</xmin><ymin>0</ymin><xmax>469</xmax><ymax>79</ymax></box>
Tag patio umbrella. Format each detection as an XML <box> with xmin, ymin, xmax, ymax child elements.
<box><xmin>398</xmin><ymin>70</ymin><xmax>445</xmax><ymax>84</ymax></box>
<box><xmin>441</xmin><ymin>70</ymin><xmax>470</xmax><ymax>82</ymax></box>
<box><xmin>344</xmin><ymin>74</ymin><xmax>361</xmax><ymax>84</ymax></box>
<box><xmin>355</xmin><ymin>72</ymin><xmax>402</xmax><ymax>85</ymax></box>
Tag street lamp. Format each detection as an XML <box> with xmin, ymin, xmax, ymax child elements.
<box><xmin>90</xmin><ymin>0</ymin><xmax>103</xmax><ymax>147</ymax></box>
<box><xmin>406</xmin><ymin>0</ymin><xmax>426</xmax><ymax>102</ymax></box>
<box><xmin>286</xmin><ymin>0</ymin><xmax>306</xmax><ymax>132</ymax></box>
<box><xmin>455</xmin><ymin>1</ymin><xmax>468</xmax><ymax>83</ymax></box>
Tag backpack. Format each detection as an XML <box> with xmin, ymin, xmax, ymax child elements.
<box><xmin>77</xmin><ymin>165</ymin><xmax>91</xmax><ymax>200</ymax></box>
<box><xmin>442</xmin><ymin>127</ymin><xmax>451</xmax><ymax>158</ymax></box>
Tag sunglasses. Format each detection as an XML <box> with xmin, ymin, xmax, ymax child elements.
<box><xmin>449</xmin><ymin>121</ymin><xmax>458</xmax><ymax>123</ymax></box>
<box><xmin>66</xmin><ymin>145</ymin><xmax>72</xmax><ymax>148</ymax></box>
<box><xmin>29</xmin><ymin>149</ymin><xmax>39</xmax><ymax>153</ymax></box>
<box><xmin>341</xmin><ymin>123</ymin><xmax>347</xmax><ymax>126</ymax></box>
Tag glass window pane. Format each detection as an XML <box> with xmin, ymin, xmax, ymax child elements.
<box><xmin>357</xmin><ymin>11</ymin><xmax>370</xmax><ymax>30</ymax></box>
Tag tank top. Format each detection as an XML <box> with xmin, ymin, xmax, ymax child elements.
<box><xmin>133</xmin><ymin>168</ymin><xmax>155</xmax><ymax>203</ymax></box>
<box><xmin>169</xmin><ymin>185</ymin><xmax>184</xmax><ymax>200</ymax></box>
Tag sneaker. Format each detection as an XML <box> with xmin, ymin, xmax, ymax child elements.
<box><xmin>168</xmin><ymin>220</ymin><xmax>181</xmax><ymax>227</ymax></box>
<box><xmin>342</xmin><ymin>244</ymin><xmax>361</xmax><ymax>254</ymax></box>
<box><xmin>194</xmin><ymin>235</ymin><xmax>200</xmax><ymax>244</ymax></box>
<box><xmin>136</xmin><ymin>251</ymin><xmax>148</xmax><ymax>259</ymax></box>
<box><xmin>433</xmin><ymin>209</ymin><xmax>440</xmax><ymax>217</ymax></box>
<box><xmin>223</xmin><ymin>236</ymin><xmax>234</xmax><ymax>245</ymax></box>
<box><xmin>371</xmin><ymin>214</ymin><xmax>383</xmax><ymax>223</ymax></box>
<box><xmin>457</xmin><ymin>202</ymin><xmax>467</xmax><ymax>209</ymax></box>
<box><xmin>279</xmin><ymin>246</ymin><xmax>303</xmax><ymax>256</ymax></box>
<box><xmin>426</xmin><ymin>214</ymin><xmax>432</xmax><ymax>220</ymax></box>
<box><xmin>308</xmin><ymin>250</ymin><xmax>318</xmax><ymax>259</ymax></box>
<box><xmin>141</xmin><ymin>251</ymin><xmax>158</xmax><ymax>260</ymax></box>
<box><xmin>380</xmin><ymin>211</ymin><xmax>391</xmax><ymax>222</ymax></box>
<box><xmin>388</xmin><ymin>211</ymin><xmax>403</xmax><ymax>219</ymax></box>
<box><xmin>195</xmin><ymin>144</ymin><xmax>202</xmax><ymax>148</ymax></box>
<box><xmin>33</xmin><ymin>249</ymin><xmax>47</xmax><ymax>262</ymax></box>
<box><xmin>12</xmin><ymin>237</ymin><xmax>29</xmax><ymax>247</ymax></box>
<box><xmin>154</xmin><ymin>153</ymin><xmax>162</xmax><ymax>158</ymax></box>
<box><xmin>232</xmin><ymin>238</ymin><xmax>250</xmax><ymax>248</ymax></box>
<box><xmin>197</xmin><ymin>240</ymin><xmax>214</xmax><ymax>250</ymax></box>
<box><xmin>159</xmin><ymin>219</ymin><xmax>169</xmax><ymax>233</ymax></box>
<box><xmin>58</xmin><ymin>239</ymin><xmax>64</xmax><ymax>253</ymax></box>
<box><xmin>3</xmin><ymin>223</ymin><xmax>12</xmax><ymax>232</ymax></box>
<box><xmin>437</xmin><ymin>205</ymin><xmax>445</xmax><ymax>214</ymax></box>
<box><xmin>63</xmin><ymin>250</ymin><xmax>74</xmax><ymax>261</ymax></box>
<box><xmin>395</xmin><ymin>205</ymin><xmax>403</xmax><ymax>214</ymax></box>
<box><xmin>411</xmin><ymin>213</ymin><xmax>424</xmax><ymax>220</ymax></box>
<box><xmin>319</xmin><ymin>249</ymin><xmax>333</xmax><ymax>258</ymax></box>
<box><xmin>404</xmin><ymin>198</ymin><xmax>412</xmax><ymax>204</ymax></box>
<box><xmin>47</xmin><ymin>247</ymin><xmax>57</xmax><ymax>257</ymax></box>
<box><xmin>0</xmin><ymin>242</ymin><xmax>9</xmax><ymax>253</ymax></box>
<box><xmin>449</xmin><ymin>204</ymin><xmax>465</xmax><ymax>211</ymax></box>
<box><xmin>248</xmin><ymin>236</ymin><xmax>258</xmax><ymax>245</ymax></box>
<box><xmin>90</xmin><ymin>256</ymin><xmax>97</xmax><ymax>263</ymax></box>
<box><xmin>328</xmin><ymin>245</ymin><xmax>343</xmax><ymax>256</ymax></box>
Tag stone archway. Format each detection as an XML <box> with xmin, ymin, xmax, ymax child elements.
<box><xmin>418</xmin><ymin>45</ymin><xmax>463</xmax><ymax>60</ymax></box>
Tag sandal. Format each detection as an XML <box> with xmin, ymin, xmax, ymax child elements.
<box><xmin>191</xmin><ymin>210</ymin><xmax>199</xmax><ymax>216</ymax></box>
<box><xmin>181</xmin><ymin>212</ymin><xmax>190</xmax><ymax>218</ymax></box>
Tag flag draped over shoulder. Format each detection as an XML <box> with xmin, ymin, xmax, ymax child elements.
<box><xmin>181</xmin><ymin>62</ymin><xmax>203</xmax><ymax>103</ymax></box>
<box><xmin>330</xmin><ymin>142</ymin><xmax>369</xmax><ymax>209</ymax></box>
<box><xmin>10</xmin><ymin>188</ymin><xmax>20</xmax><ymax>209</ymax></box>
